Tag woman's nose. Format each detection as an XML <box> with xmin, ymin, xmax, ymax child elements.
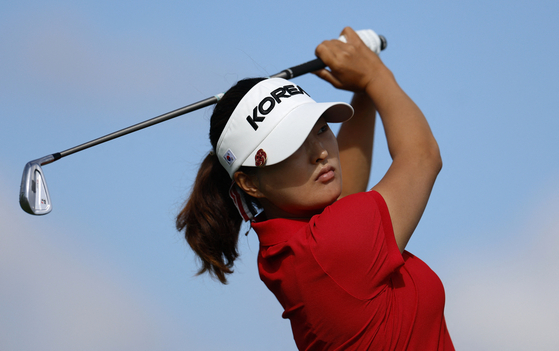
<box><xmin>312</xmin><ymin>141</ymin><xmax>329</xmax><ymax>164</ymax></box>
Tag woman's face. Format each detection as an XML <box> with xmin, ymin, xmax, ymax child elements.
<box><xmin>251</xmin><ymin>117</ymin><xmax>342</xmax><ymax>219</ymax></box>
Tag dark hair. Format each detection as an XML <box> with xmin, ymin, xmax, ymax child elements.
<box><xmin>176</xmin><ymin>77</ymin><xmax>266</xmax><ymax>284</ymax></box>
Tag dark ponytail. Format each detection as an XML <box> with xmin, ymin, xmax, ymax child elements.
<box><xmin>176</xmin><ymin>77</ymin><xmax>266</xmax><ymax>284</ymax></box>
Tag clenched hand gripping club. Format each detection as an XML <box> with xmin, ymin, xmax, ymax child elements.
<box><xmin>19</xmin><ymin>30</ymin><xmax>387</xmax><ymax>215</ymax></box>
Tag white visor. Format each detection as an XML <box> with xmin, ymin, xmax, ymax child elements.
<box><xmin>216</xmin><ymin>78</ymin><xmax>354</xmax><ymax>178</ymax></box>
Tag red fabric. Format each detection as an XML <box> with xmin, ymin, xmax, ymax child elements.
<box><xmin>252</xmin><ymin>191</ymin><xmax>454</xmax><ymax>351</ymax></box>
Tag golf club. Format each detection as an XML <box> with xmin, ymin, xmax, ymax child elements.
<box><xmin>19</xmin><ymin>30</ymin><xmax>387</xmax><ymax>215</ymax></box>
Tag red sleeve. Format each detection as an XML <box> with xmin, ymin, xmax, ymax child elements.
<box><xmin>308</xmin><ymin>191</ymin><xmax>404</xmax><ymax>300</ymax></box>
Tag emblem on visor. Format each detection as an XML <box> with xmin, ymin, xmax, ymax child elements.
<box><xmin>223</xmin><ymin>149</ymin><xmax>237</xmax><ymax>166</ymax></box>
<box><xmin>255</xmin><ymin>149</ymin><xmax>267</xmax><ymax>167</ymax></box>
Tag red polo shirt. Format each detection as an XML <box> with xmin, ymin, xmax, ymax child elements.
<box><xmin>252</xmin><ymin>191</ymin><xmax>454</xmax><ymax>350</ymax></box>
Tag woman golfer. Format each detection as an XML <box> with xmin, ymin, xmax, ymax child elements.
<box><xmin>177</xmin><ymin>27</ymin><xmax>454</xmax><ymax>350</ymax></box>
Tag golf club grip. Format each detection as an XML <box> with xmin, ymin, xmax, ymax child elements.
<box><xmin>272</xmin><ymin>58</ymin><xmax>326</xmax><ymax>80</ymax></box>
<box><xmin>272</xmin><ymin>33</ymin><xmax>387</xmax><ymax>80</ymax></box>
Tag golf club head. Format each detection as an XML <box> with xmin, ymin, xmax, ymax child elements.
<box><xmin>19</xmin><ymin>156</ymin><xmax>54</xmax><ymax>215</ymax></box>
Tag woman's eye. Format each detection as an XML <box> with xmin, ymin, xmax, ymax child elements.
<box><xmin>318</xmin><ymin>124</ymin><xmax>330</xmax><ymax>134</ymax></box>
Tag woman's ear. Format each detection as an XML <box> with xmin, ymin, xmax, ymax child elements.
<box><xmin>234</xmin><ymin>171</ymin><xmax>264</xmax><ymax>198</ymax></box>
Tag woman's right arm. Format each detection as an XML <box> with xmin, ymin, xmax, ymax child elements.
<box><xmin>315</xmin><ymin>27</ymin><xmax>442</xmax><ymax>253</ymax></box>
<box><xmin>368</xmin><ymin>66</ymin><xmax>442</xmax><ymax>253</ymax></box>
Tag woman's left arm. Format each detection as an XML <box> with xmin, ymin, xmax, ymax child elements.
<box><xmin>337</xmin><ymin>92</ymin><xmax>377</xmax><ymax>197</ymax></box>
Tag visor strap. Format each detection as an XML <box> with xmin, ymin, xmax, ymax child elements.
<box><xmin>229</xmin><ymin>182</ymin><xmax>256</xmax><ymax>222</ymax></box>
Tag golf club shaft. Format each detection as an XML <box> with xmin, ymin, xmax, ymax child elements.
<box><xmin>50</xmin><ymin>96</ymin><xmax>219</xmax><ymax>163</ymax></box>
<box><xmin>43</xmin><ymin>34</ymin><xmax>386</xmax><ymax>165</ymax></box>
<box><xmin>45</xmin><ymin>60</ymin><xmax>328</xmax><ymax>164</ymax></box>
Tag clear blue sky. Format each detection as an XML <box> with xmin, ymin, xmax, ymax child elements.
<box><xmin>1</xmin><ymin>1</ymin><xmax>559</xmax><ymax>350</ymax></box>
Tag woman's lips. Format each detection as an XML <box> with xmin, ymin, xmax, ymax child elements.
<box><xmin>316</xmin><ymin>166</ymin><xmax>335</xmax><ymax>182</ymax></box>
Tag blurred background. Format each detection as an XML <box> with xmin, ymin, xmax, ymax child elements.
<box><xmin>1</xmin><ymin>1</ymin><xmax>558</xmax><ymax>350</ymax></box>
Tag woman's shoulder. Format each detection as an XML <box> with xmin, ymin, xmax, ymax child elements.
<box><xmin>309</xmin><ymin>190</ymin><xmax>404</xmax><ymax>299</ymax></box>
<box><xmin>319</xmin><ymin>190</ymin><xmax>389</xmax><ymax>222</ymax></box>
<box><xmin>310</xmin><ymin>190</ymin><xmax>393</xmax><ymax>245</ymax></box>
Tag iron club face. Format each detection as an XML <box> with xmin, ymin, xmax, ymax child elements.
<box><xmin>19</xmin><ymin>156</ymin><xmax>54</xmax><ymax>215</ymax></box>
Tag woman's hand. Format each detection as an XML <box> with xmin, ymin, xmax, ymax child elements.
<box><xmin>314</xmin><ymin>27</ymin><xmax>386</xmax><ymax>92</ymax></box>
